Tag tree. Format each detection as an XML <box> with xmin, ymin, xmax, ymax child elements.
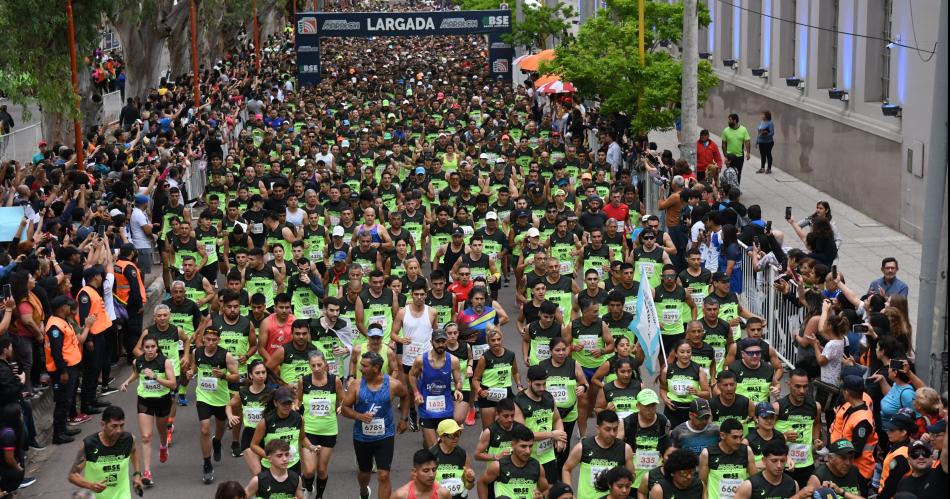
<box><xmin>540</xmin><ymin>0</ymin><xmax>717</xmax><ymax>135</ymax></box>
<box><xmin>506</xmin><ymin>2</ymin><xmax>575</xmax><ymax>51</ymax></box>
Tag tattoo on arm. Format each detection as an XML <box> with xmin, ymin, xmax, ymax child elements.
<box><xmin>70</xmin><ymin>447</ymin><xmax>86</xmax><ymax>475</ymax></box>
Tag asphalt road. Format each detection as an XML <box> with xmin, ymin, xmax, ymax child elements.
<box><xmin>21</xmin><ymin>276</ymin><xmax>606</xmax><ymax>498</ymax></box>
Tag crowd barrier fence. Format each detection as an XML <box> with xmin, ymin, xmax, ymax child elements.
<box><xmin>0</xmin><ymin>123</ymin><xmax>44</xmax><ymax>166</ymax></box>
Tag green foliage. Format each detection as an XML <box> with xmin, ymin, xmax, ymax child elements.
<box><xmin>455</xmin><ymin>0</ymin><xmax>503</xmax><ymax>9</ymax></box>
<box><xmin>504</xmin><ymin>3</ymin><xmax>575</xmax><ymax>50</ymax></box>
<box><xmin>0</xmin><ymin>0</ymin><xmax>117</xmax><ymax>119</ymax></box>
<box><xmin>541</xmin><ymin>0</ymin><xmax>717</xmax><ymax>134</ymax></box>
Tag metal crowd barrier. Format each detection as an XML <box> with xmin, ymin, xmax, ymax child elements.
<box><xmin>0</xmin><ymin>123</ymin><xmax>44</xmax><ymax>165</ymax></box>
<box><xmin>102</xmin><ymin>90</ymin><xmax>123</xmax><ymax>125</ymax></box>
<box><xmin>637</xmin><ymin>169</ymin><xmax>662</xmax><ymax>224</ymax></box>
<box><xmin>736</xmin><ymin>242</ymin><xmax>803</xmax><ymax>370</ymax></box>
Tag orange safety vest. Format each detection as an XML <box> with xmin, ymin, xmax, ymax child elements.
<box><xmin>835</xmin><ymin>405</ymin><xmax>879</xmax><ymax>479</ymax></box>
<box><xmin>830</xmin><ymin>394</ymin><xmax>875</xmax><ymax>441</ymax></box>
<box><xmin>879</xmin><ymin>444</ymin><xmax>911</xmax><ymax>493</ymax></box>
<box><xmin>76</xmin><ymin>286</ymin><xmax>113</xmax><ymax>335</ymax></box>
<box><xmin>114</xmin><ymin>260</ymin><xmax>146</xmax><ymax>307</ymax></box>
<box><xmin>44</xmin><ymin>316</ymin><xmax>81</xmax><ymax>371</ymax></box>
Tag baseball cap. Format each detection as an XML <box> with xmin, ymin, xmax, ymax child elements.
<box><xmin>332</xmin><ymin>250</ymin><xmax>347</xmax><ymax>263</ymax></box>
<box><xmin>367</xmin><ymin>326</ymin><xmax>385</xmax><ymax>337</ymax></box>
<box><xmin>553</xmin><ymin>188</ymin><xmax>566</xmax><ymax>197</ymax></box>
<box><xmin>842</xmin><ymin>375</ymin><xmax>866</xmax><ymax>393</ymax></box>
<box><xmin>737</xmin><ymin>338</ymin><xmax>762</xmax><ymax>352</ymax></box>
<box><xmin>501</xmin><ymin>134</ymin><xmax>511</xmax><ymax>140</ymax></box>
<box><xmin>691</xmin><ymin>398</ymin><xmax>712</xmax><ymax>417</ymax></box>
<box><xmin>588</xmin><ymin>195</ymin><xmax>602</xmax><ymax>203</ymax></box>
<box><xmin>437</xmin><ymin>419</ymin><xmax>461</xmax><ymax>436</ymax></box>
<box><xmin>273</xmin><ymin>387</ymin><xmax>294</xmax><ymax>404</ymax></box>
<box><xmin>527</xmin><ymin>365</ymin><xmax>548</xmax><ymax>381</ymax></box>
<box><xmin>341</xmin><ymin>139</ymin><xmax>350</xmax><ymax>148</ymax></box>
<box><xmin>383</xmin><ymin>132</ymin><xmax>392</xmax><ymax>140</ymax></box>
<box><xmin>910</xmin><ymin>440</ymin><xmax>933</xmax><ymax>454</ymax></box>
<box><xmin>812</xmin><ymin>487</ymin><xmax>839</xmax><ymax>499</ymax></box>
<box><xmin>636</xmin><ymin>389</ymin><xmax>659</xmax><ymax>406</ymax></box>
<box><xmin>756</xmin><ymin>401</ymin><xmax>777</xmax><ymax>418</ymax></box>
<box><xmin>926</xmin><ymin>419</ymin><xmax>946</xmax><ymax>434</ymax></box>
<box><xmin>332</xmin><ymin>226</ymin><xmax>345</xmax><ymax>237</ymax></box>
<box><xmin>479</xmin><ymin>153</ymin><xmax>489</xmax><ymax>160</ymax></box>
<box><xmin>83</xmin><ymin>266</ymin><xmax>104</xmax><ymax>281</ymax></box>
<box><xmin>485</xmin><ymin>211</ymin><xmax>498</xmax><ymax>221</ymax></box>
<box><xmin>134</xmin><ymin>194</ymin><xmax>150</xmax><ymax>205</ymax></box>
<box><xmin>38</xmin><ymin>140</ymin><xmax>47</xmax><ymax>147</ymax></box>
<box><xmin>50</xmin><ymin>295</ymin><xmax>76</xmax><ymax>310</ymax></box>
<box><xmin>547</xmin><ymin>483</ymin><xmax>573</xmax><ymax>499</ymax></box>
<box><xmin>109</xmin><ymin>208</ymin><xmax>124</xmax><ymax>217</ymax></box>
<box><xmin>513</xmin><ymin>209</ymin><xmax>530</xmax><ymax>219</ymax></box>
<box><xmin>526</xmin><ymin>227</ymin><xmax>540</xmax><ymax>238</ymax></box>
<box><xmin>415</xmin><ymin>166</ymin><xmax>426</xmax><ymax>174</ymax></box>
<box><xmin>452</xmin><ymin>227</ymin><xmax>464</xmax><ymax>236</ymax></box>
<box><xmin>431</xmin><ymin>329</ymin><xmax>448</xmax><ymax>342</ymax></box>
<box><xmin>886</xmin><ymin>410</ymin><xmax>917</xmax><ymax>432</ymax></box>
<box><xmin>828</xmin><ymin>439</ymin><xmax>857</xmax><ymax>456</ymax></box>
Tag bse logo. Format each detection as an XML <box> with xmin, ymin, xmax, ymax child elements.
<box><xmin>297</xmin><ymin>17</ymin><xmax>317</xmax><ymax>34</ymax></box>
<box><xmin>483</xmin><ymin>15</ymin><xmax>510</xmax><ymax>28</ymax></box>
<box><xmin>492</xmin><ymin>59</ymin><xmax>510</xmax><ymax>73</ymax></box>
<box><xmin>299</xmin><ymin>64</ymin><xmax>320</xmax><ymax>74</ymax></box>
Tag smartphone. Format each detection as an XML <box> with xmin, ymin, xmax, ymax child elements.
<box><xmin>853</xmin><ymin>324</ymin><xmax>870</xmax><ymax>333</ymax></box>
<box><xmin>97</xmin><ymin>225</ymin><xmax>106</xmax><ymax>238</ymax></box>
<box><xmin>889</xmin><ymin>359</ymin><xmax>906</xmax><ymax>371</ymax></box>
<box><xmin>785</xmin><ymin>207</ymin><xmax>792</xmax><ymax>220</ymax></box>
<box><xmin>832</xmin><ymin>265</ymin><xmax>838</xmax><ymax>280</ymax></box>
<box><xmin>2</xmin><ymin>284</ymin><xmax>11</xmax><ymax>299</ymax></box>
<box><xmin>765</xmin><ymin>221</ymin><xmax>772</xmax><ymax>233</ymax></box>
<box><xmin>754</xmin><ymin>236</ymin><xmax>761</xmax><ymax>247</ymax></box>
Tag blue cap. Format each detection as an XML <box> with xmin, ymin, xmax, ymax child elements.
<box><xmin>333</xmin><ymin>250</ymin><xmax>347</xmax><ymax>263</ymax></box>
<box><xmin>756</xmin><ymin>401</ymin><xmax>777</xmax><ymax>418</ymax></box>
<box><xmin>414</xmin><ymin>166</ymin><xmax>426</xmax><ymax>174</ymax></box>
<box><xmin>134</xmin><ymin>194</ymin><xmax>150</xmax><ymax>205</ymax></box>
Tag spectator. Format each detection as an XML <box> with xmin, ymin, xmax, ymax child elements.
<box><xmin>717</xmin><ymin>224</ymin><xmax>743</xmax><ymax>294</ymax></box>
<box><xmin>695</xmin><ymin>129</ymin><xmax>723</xmax><ymax>184</ymax></box>
<box><xmin>868</xmin><ymin>257</ymin><xmax>910</xmax><ymax>298</ymax></box>
<box><xmin>721</xmin><ymin>113</ymin><xmax>752</xmax><ymax>184</ymax></box>
<box><xmin>9</xmin><ymin>270</ymin><xmax>44</xmax><ymax>395</ymax></box>
<box><xmin>795</xmin><ymin>201</ymin><xmax>842</xmax><ymax>249</ymax></box>
<box><xmin>755</xmin><ymin>111</ymin><xmax>774</xmax><ymax>174</ymax></box>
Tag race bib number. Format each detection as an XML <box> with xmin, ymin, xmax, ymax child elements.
<box><xmin>714</xmin><ymin>347</ymin><xmax>725</xmax><ymax>365</ymax></box>
<box><xmin>245</xmin><ymin>408</ymin><xmax>264</xmax><ymax>426</ymax></box>
<box><xmin>789</xmin><ymin>443</ymin><xmax>810</xmax><ymax>464</ymax></box>
<box><xmin>205</xmin><ymin>243</ymin><xmax>216</xmax><ymax>255</ymax></box>
<box><xmin>536</xmin><ymin>438</ymin><xmax>553</xmax><ymax>454</ymax></box>
<box><xmin>691</xmin><ymin>293</ymin><xmax>706</xmax><ymax>308</ymax></box>
<box><xmin>718</xmin><ymin>478</ymin><xmax>741</xmax><ymax>499</ymax></box>
<box><xmin>486</xmin><ymin>387</ymin><xmax>507</xmax><ymax>402</ymax></box>
<box><xmin>251</xmin><ymin>223</ymin><xmax>264</xmax><ymax>234</ymax></box>
<box><xmin>425</xmin><ymin>395</ymin><xmax>447</xmax><ymax>413</ymax></box>
<box><xmin>670</xmin><ymin>379</ymin><xmax>692</xmax><ymax>396</ymax></box>
<box><xmin>636</xmin><ymin>450</ymin><xmax>660</xmax><ymax>470</ymax></box>
<box><xmin>178</xmin><ymin>339</ymin><xmax>185</xmax><ymax>350</ymax></box>
<box><xmin>309</xmin><ymin>250</ymin><xmax>324</xmax><ymax>262</ymax></box>
<box><xmin>472</xmin><ymin>344</ymin><xmax>489</xmax><ymax>361</ymax></box>
<box><xmin>623</xmin><ymin>301</ymin><xmax>637</xmax><ymax>314</ymax></box>
<box><xmin>142</xmin><ymin>379</ymin><xmax>163</xmax><ymax>392</ymax></box>
<box><xmin>590</xmin><ymin>465</ymin><xmax>608</xmax><ymax>486</ymax></box>
<box><xmin>549</xmin><ymin>385</ymin><xmax>569</xmax><ymax>404</ymax></box>
<box><xmin>362</xmin><ymin>418</ymin><xmax>386</xmax><ymax>437</ymax></box>
<box><xmin>559</xmin><ymin>261</ymin><xmax>571</xmax><ymax>274</ymax></box>
<box><xmin>299</xmin><ymin>305</ymin><xmax>317</xmax><ymax>319</ymax></box>
<box><xmin>639</xmin><ymin>262</ymin><xmax>655</xmax><ymax>278</ymax></box>
<box><xmin>579</xmin><ymin>334</ymin><xmax>599</xmax><ymax>352</ymax></box>
<box><xmin>403</xmin><ymin>342</ymin><xmax>425</xmax><ymax>366</ymax></box>
<box><xmin>199</xmin><ymin>376</ymin><xmax>219</xmax><ymax>392</ymax></box>
<box><xmin>369</xmin><ymin>314</ymin><xmax>387</xmax><ymax>332</ymax></box>
<box><xmin>309</xmin><ymin>398</ymin><xmax>331</xmax><ymax>417</ymax></box>
<box><xmin>535</xmin><ymin>343</ymin><xmax>551</xmax><ymax>361</ymax></box>
<box><xmin>440</xmin><ymin>478</ymin><xmax>464</xmax><ymax>496</ymax></box>
<box><xmin>662</xmin><ymin>308</ymin><xmax>680</xmax><ymax>325</ymax></box>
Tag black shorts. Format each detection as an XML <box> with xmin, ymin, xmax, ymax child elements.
<box><xmin>196</xmin><ymin>401</ymin><xmax>227</xmax><ymax>421</ymax></box>
<box><xmin>353</xmin><ymin>437</ymin><xmax>395</xmax><ymax>472</ymax></box>
<box><xmin>306</xmin><ymin>433</ymin><xmax>338</xmax><ymax>448</ymax></box>
<box><xmin>240</xmin><ymin>426</ymin><xmax>256</xmax><ymax>451</ymax></box>
<box><xmin>419</xmin><ymin>417</ymin><xmax>446</xmax><ymax>430</ymax></box>
<box><xmin>137</xmin><ymin>395</ymin><xmax>173</xmax><ymax>418</ymax></box>
<box><xmin>401</xmin><ymin>364</ymin><xmax>412</xmax><ymax>375</ymax></box>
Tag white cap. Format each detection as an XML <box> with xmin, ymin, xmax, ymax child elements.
<box><xmin>109</xmin><ymin>208</ymin><xmax>123</xmax><ymax>217</ymax></box>
<box><xmin>479</xmin><ymin>153</ymin><xmax>489</xmax><ymax>160</ymax></box>
<box><xmin>485</xmin><ymin>211</ymin><xmax>498</xmax><ymax>220</ymax></box>
<box><xmin>332</xmin><ymin>226</ymin><xmax>345</xmax><ymax>237</ymax></box>
<box><xmin>341</xmin><ymin>139</ymin><xmax>350</xmax><ymax>148</ymax></box>
<box><xmin>527</xmin><ymin>227</ymin><xmax>541</xmax><ymax>238</ymax></box>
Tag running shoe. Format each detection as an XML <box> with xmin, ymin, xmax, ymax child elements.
<box><xmin>69</xmin><ymin>413</ymin><xmax>92</xmax><ymax>426</ymax></box>
<box><xmin>18</xmin><ymin>476</ymin><xmax>36</xmax><ymax>489</ymax></box>
<box><xmin>202</xmin><ymin>464</ymin><xmax>214</xmax><ymax>485</ymax></box>
<box><xmin>178</xmin><ymin>393</ymin><xmax>188</xmax><ymax>406</ymax></box>
<box><xmin>166</xmin><ymin>424</ymin><xmax>175</xmax><ymax>447</ymax></box>
<box><xmin>231</xmin><ymin>441</ymin><xmax>242</xmax><ymax>458</ymax></box>
<box><xmin>142</xmin><ymin>470</ymin><xmax>154</xmax><ymax>488</ymax></box>
<box><xmin>159</xmin><ymin>445</ymin><xmax>168</xmax><ymax>463</ymax></box>
<box><xmin>99</xmin><ymin>385</ymin><xmax>119</xmax><ymax>397</ymax></box>
<box><xmin>212</xmin><ymin>438</ymin><xmax>222</xmax><ymax>462</ymax></box>
<box><xmin>465</xmin><ymin>407</ymin><xmax>476</xmax><ymax>426</ymax></box>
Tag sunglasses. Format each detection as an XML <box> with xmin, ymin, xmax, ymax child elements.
<box><xmin>744</xmin><ymin>350</ymin><xmax>763</xmax><ymax>357</ymax></box>
<box><xmin>642</xmin><ymin>236</ymin><xmax>656</xmax><ymax>241</ymax></box>
<box><xmin>909</xmin><ymin>449</ymin><xmax>932</xmax><ymax>459</ymax></box>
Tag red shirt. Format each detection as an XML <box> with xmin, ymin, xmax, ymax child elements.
<box><xmin>447</xmin><ymin>280</ymin><xmax>473</xmax><ymax>311</ymax></box>
<box><xmin>696</xmin><ymin>140</ymin><xmax>723</xmax><ymax>172</ymax></box>
<box><xmin>602</xmin><ymin>202</ymin><xmax>631</xmax><ymax>231</ymax></box>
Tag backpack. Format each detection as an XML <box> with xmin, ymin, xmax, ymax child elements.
<box><xmin>719</xmin><ymin>165</ymin><xmax>739</xmax><ymax>193</ymax></box>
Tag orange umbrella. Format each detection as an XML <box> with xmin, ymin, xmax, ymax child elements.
<box><xmin>533</xmin><ymin>74</ymin><xmax>561</xmax><ymax>88</ymax></box>
<box><xmin>515</xmin><ymin>49</ymin><xmax>556</xmax><ymax>71</ymax></box>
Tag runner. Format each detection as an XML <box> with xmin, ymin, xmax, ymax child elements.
<box><xmin>349</xmin><ymin>324</ymin><xmax>398</xmax><ymax>379</ymax></box>
<box><xmin>390</xmin><ymin>449</ymin><xmax>452</xmax><ymax>499</ymax></box>
<box><xmin>660</xmin><ymin>340</ymin><xmax>711</xmax><ymax>429</ymax></box>
<box><xmin>742</xmin><ymin>402</ymin><xmax>786</xmax><ymax>469</ymax></box>
<box><xmin>136</xmin><ymin>304</ymin><xmax>192</xmax><ymax>445</ymax></box>
<box><xmin>561</xmin><ymin>410</ymin><xmax>635</xmax><ymax>499</ymax></box>
<box><xmin>257</xmin><ymin>294</ymin><xmax>296</xmax><ymax>367</ymax></box>
<box><xmin>249</xmin><ymin>386</ymin><xmax>315</xmax><ymax>488</ymax></box>
<box><xmin>472</xmin><ymin>326</ymin><xmax>519</xmax><ymax>430</ymax></box>
<box><xmin>243</xmin><ymin>439</ymin><xmax>305</xmax><ymax>499</ymax></box>
<box><xmin>341</xmin><ymin>351</ymin><xmax>411</xmax><ymax>499</ymax></box>
<box><xmin>521</xmin><ymin>300</ymin><xmax>563</xmax><ymax>367</ymax></box>
<box><xmin>427</xmin><ymin>420</ymin><xmax>476</xmax><ymax>499</ymax></box>
<box><xmin>723</xmin><ymin>338</ymin><xmax>778</xmax><ymax>407</ymax></box>
<box><xmin>698</xmin><ymin>418</ymin><xmax>757</xmax><ymax>499</ymax></box>
<box><xmin>309</xmin><ymin>296</ymin><xmax>353</xmax><ymax>379</ymax></box>
<box><xmin>565</xmin><ymin>295</ymin><xmax>615</xmax><ymax>434</ymax></box>
<box><xmin>593</xmin><ymin>465</ymin><xmax>635</xmax><ymax>499</ymax></box>
<box><xmin>213</xmin><ymin>289</ymin><xmax>258</xmax><ymax>457</ymax></box>
<box><xmin>654</xmin><ymin>264</ymin><xmax>697</xmax><ymax>355</ymax></box>
<box><xmin>596</xmin><ymin>357</ymin><xmax>642</xmax><ymax>421</ymax></box>
<box><xmin>442</xmin><ymin>322</ymin><xmax>473</xmax><ymax>425</ymax></box>
<box><xmin>409</xmin><ymin>329</ymin><xmax>462</xmax><ymax>448</ymax></box>
<box><xmin>619</xmin><ymin>389</ymin><xmax>671</xmax><ymax>491</ymax></box>
<box><xmin>514</xmin><ymin>365</ymin><xmax>568</xmax><ymax>485</ymax></box>
<box><xmin>473</xmin><ymin>397</ymin><xmax>517</xmax><ymax>463</ymax></box>
<box><xmin>806</xmin><ymin>439</ymin><xmax>869</xmax><ymax>499</ymax></box>
<box><xmin>647</xmin><ymin>448</ymin><xmax>704</xmax><ymax>499</ymax></box>
<box><xmin>118</xmin><ymin>334</ymin><xmax>176</xmax><ymax>488</ymax></box>
<box><xmin>265</xmin><ymin>319</ymin><xmax>318</xmax><ymax>389</ymax></box>
<box><xmin>539</xmin><ymin>337</ymin><xmax>587</xmax><ymax>466</ymax></box>
<box><xmin>225</xmin><ymin>359</ymin><xmax>273</xmax><ymax>475</ymax></box>
<box><xmin>733</xmin><ymin>441</ymin><xmax>808</xmax><ymax>499</ymax></box>
<box><xmin>772</xmin><ymin>369</ymin><xmax>823</xmax><ymax>487</ymax></box>
<box><xmin>188</xmin><ymin>326</ymin><xmax>239</xmax><ymax>484</ymax></box>
<box><xmin>477</xmin><ymin>424</ymin><xmax>549</xmax><ymax>499</ymax></box>
<box><xmin>67</xmin><ymin>407</ymin><xmax>144</xmax><ymax>499</ymax></box>
<box><xmin>709</xmin><ymin>370</ymin><xmax>754</xmax><ymax>428</ymax></box>
<box><xmin>297</xmin><ymin>350</ymin><xmax>344</xmax><ymax>498</ymax></box>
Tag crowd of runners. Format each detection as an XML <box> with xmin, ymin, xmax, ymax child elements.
<box><xmin>0</xmin><ymin>1</ymin><xmax>945</xmax><ymax>499</ymax></box>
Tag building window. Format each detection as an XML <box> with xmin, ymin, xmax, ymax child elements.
<box><xmin>816</xmin><ymin>0</ymin><xmax>839</xmax><ymax>89</ymax></box>
<box><xmin>863</xmin><ymin>0</ymin><xmax>892</xmax><ymax>101</ymax></box>
<box><xmin>747</xmin><ymin>0</ymin><xmax>762</xmax><ymax>69</ymax></box>
<box><xmin>699</xmin><ymin>0</ymin><xmax>710</xmax><ymax>54</ymax></box>
<box><xmin>778</xmin><ymin>0</ymin><xmax>797</xmax><ymax>77</ymax></box>
<box><xmin>720</xmin><ymin>0</ymin><xmax>733</xmax><ymax>62</ymax></box>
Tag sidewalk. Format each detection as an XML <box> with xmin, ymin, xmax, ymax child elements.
<box><xmin>649</xmin><ymin>129</ymin><xmax>921</xmax><ymax>324</ymax></box>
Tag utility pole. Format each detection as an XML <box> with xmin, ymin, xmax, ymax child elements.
<box><xmin>914</xmin><ymin>0</ymin><xmax>948</xmax><ymax>389</ymax></box>
<box><xmin>679</xmin><ymin>0</ymin><xmax>699</xmax><ymax>167</ymax></box>
<box><xmin>65</xmin><ymin>0</ymin><xmax>85</xmax><ymax>168</ymax></box>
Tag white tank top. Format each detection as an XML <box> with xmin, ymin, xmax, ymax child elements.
<box><xmin>402</xmin><ymin>305</ymin><xmax>433</xmax><ymax>366</ymax></box>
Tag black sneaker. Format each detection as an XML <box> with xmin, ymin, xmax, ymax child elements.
<box><xmin>82</xmin><ymin>406</ymin><xmax>103</xmax><ymax>415</ymax></box>
<box><xmin>202</xmin><ymin>463</ymin><xmax>214</xmax><ymax>484</ymax></box>
<box><xmin>231</xmin><ymin>441</ymin><xmax>242</xmax><ymax>458</ymax></box>
<box><xmin>64</xmin><ymin>428</ymin><xmax>82</xmax><ymax>437</ymax></box>
<box><xmin>28</xmin><ymin>439</ymin><xmax>46</xmax><ymax>451</ymax></box>
<box><xmin>18</xmin><ymin>476</ymin><xmax>36</xmax><ymax>489</ymax></box>
<box><xmin>99</xmin><ymin>385</ymin><xmax>119</xmax><ymax>397</ymax></box>
<box><xmin>212</xmin><ymin>438</ymin><xmax>222</xmax><ymax>462</ymax></box>
<box><xmin>52</xmin><ymin>434</ymin><xmax>75</xmax><ymax>445</ymax></box>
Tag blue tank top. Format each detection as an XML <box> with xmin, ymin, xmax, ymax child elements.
<box><xmin>418</xmin><ymin>352</ymin><xmax>454</xmax><ymax>420</ymax></box>
<box><xmin>353</xmin><ymin>375</ymin><xmax>395</xmax><ymax>442</ymax></box>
